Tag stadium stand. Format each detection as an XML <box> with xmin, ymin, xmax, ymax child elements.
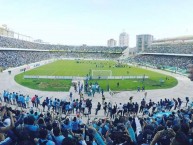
<box><xmin>0</xmin><ymin>89</ymin><xmax>192</xmax><ymax>145</ymax></box>
<box><xmin>0</xmin><ymin>35</ymin><xmax>126</xmax><ymax>70</ymax></box>
<box><xmin>126</xmin><ymin>55</ymin><xmax>193</xmax><ymax>71</ymax></box>
<box><xmin>144</xmin><ymin>43</ymin><xmax>193</xmax><ymax>54</ymax></box>
<box><xmin>0</xmin><ymin>35</ymin><xmax>126</xmax><ymax>52</ymax></box>
<box><xmin>125</xmin><ymin>37</ymin><xmax>193</xmax><ymax>76</ymax></box>
<box><xmin>0</xmin><ymin>50</ymin><xmax>122</xmax><ymax>70</ymax></box>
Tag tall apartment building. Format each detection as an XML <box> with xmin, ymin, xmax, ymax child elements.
<box><xmin>136</xmin><ymin>34</ymin><xmax>153</xmax><ymax>52</ymax></box>
<box><xmin>107</xmin><ymin>39</ymin><xmax>116</xmax><ymax>47</ymax></box>
<box><xmin>119</xmin><ymin>32</ymin><xmax>129</xmax><ymax>47</ymax></box>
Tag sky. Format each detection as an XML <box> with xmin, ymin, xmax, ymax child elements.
<box><xmin>1</xmin><ymin>0</ymin><xmax>193</xmax><ymax>47</ymax></box>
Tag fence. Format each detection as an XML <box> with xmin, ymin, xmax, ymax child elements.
<box><xmin>24</xmin><ymin>75</ymin><xmax>87</xmax><ymax>80</ymax></box>
<box><xmin>24</xmin><ymin>75</ymin><xmax>149</xmax><ymax>80</ymax></box>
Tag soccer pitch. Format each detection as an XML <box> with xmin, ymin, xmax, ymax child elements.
<box><xmin>14</xmin><ymin>60</ymin><xmax>178</xmax><ymax>91</ymax></box>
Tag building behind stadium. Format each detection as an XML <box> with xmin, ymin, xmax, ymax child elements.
<box><xmin>119</xmin><ymin>32</ymin><xmax>129</xmax><ymax>47</ymax></box>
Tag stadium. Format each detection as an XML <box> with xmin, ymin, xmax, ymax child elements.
<box><xmin>1</xmin><ymin>1</ymin><xmax>193</xmax><ymax>145</ymax></box>
<box><xmin>0</xmin><ymin>32</ymin><xmax>193</xmax><ymax>144</ymax></box>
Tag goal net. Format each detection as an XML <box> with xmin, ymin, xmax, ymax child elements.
<box><xmin>92</xmin><ymin>70</ymin><xmax>112</xmax><ymax>77</ymax></box>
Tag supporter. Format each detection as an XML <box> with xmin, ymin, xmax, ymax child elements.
<box><xmin>34</xmin><ymin>128</ymin><xmax>55</xmax><ymax>145</ymax></box>
<box><xmin>103</xmin><ymin>102</ymin><xmax>107</xmax><ymax>115</ymax></box>
<box><xmin>24</xmin><ymin>95</ymin><xmax>30</xmax><ymax>108</ymax></box>
<box><xmin>53</xmin><ymin>127</ymin><xmax>65</xmax><ymax>145</ymax></box>
<box><xmin>0</xmin><ymin>93</ymin><xmax>2</xmax><ymax>102</ymax></box>
<box><xmin>117</xmin><ymin>103</ymin><xmax>123</xmax><ymax>116</ymax></box>
<box><xmin>184</xmin><ymin>98</ymin><xmax>189</xmax><ymax>109</ymax></box>
<box><xmin>71</xmin><ymin>117</ymin><xmax>81</xmax><ymax>134</ymax></box>
<box><xmin>0</xmin><ymin>108</ymin><xmax>15</xmax><ymax>133</ymax></box>
<box><xmin>95</xmin><ymin>102</ymin><xmax>101</xmax><ymax>115</ymax></box>
<box><xmin>42</xmin><ymin>100</ymin><xmax>47</xmax><ymax>112</ymax></box>
<box><xmin>62</xmin><ymin>137</ymin><xmax>76</xmax><ymax>145</ymax></box>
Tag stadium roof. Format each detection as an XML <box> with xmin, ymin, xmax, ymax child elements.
<box><xmin>153</xmin><ymin>36</ymin><xmax>193</xmax><ymax>42</ymax></box>
<box><xmin>138</xmin><ymin>52</ymin><xmax>193</xmax><ymax>57</ymax></box>
<box><xmin>0</xmin><ymin>48</ymin><xmax>49</xmax><ymax>52</ymax></box>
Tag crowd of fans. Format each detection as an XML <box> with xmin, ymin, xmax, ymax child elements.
<box><xmin>0</xmin><ymin>89</ymin><xmax>193</xmax><ymax>145</ymax></box>
<box><xmin>0</xmin><ymin>50</ymin><xmax>121</xmax><ymax>69</ymax></box>
<box><xmin>0</xmin><ymin>51</ymin><xmax>52</xmax><ymax>69</ymax></box>
<box><xmin>144</xmin><ymin>43</ymin><xmax>193</xmax><ymax>54</ymax></box>
<box><xmin>126</xmin><ymin>55</ymin><xmax>193</xmax><ymax>70</ymax></box>
<box><xmin>0</xmin><ymin>36</ymin><xmax>126</xmax><ymax>53</ymax></box>
<box><xmin>127</xmin><ymin>42</ymin><xmax>193</xmax><ymax>73</ymax></box>
<box><xmin>0</xmin><ymin>35</ymin><xmax>125</xmax><ymax>70</ymax></box>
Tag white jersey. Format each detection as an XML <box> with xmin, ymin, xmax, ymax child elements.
<box><xmin>118</xmin><ymin>104</ymin><xmax>123</xmax><ymax>111</ymax></box>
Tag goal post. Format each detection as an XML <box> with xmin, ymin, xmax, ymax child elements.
<box><xmin>92</xmin><ymin>70</ymin><xmax>112</xmax><ymax>77</ymax></box>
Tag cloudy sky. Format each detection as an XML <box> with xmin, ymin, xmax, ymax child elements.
<box><xmin>1</xmin><ymin>0</ymin><xmax>193</xmax><ymax>46</ymax></box>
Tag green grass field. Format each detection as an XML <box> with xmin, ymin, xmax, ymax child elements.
<box><xmin>14</xmin><ymin>60</ymin><xmax>178</xmax><ymax>91</ymax></box>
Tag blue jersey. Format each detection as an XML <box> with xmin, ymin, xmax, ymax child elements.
<box><xmin>25</xmin><ymin>96</ymin><xmax>30</xmax><ymax>102</ymax></box>
<box><xmin>56</xmin><ymin>101</ymin><xmax>60</xmax><ymax>107</ymax></box>
<box><xmin>62</xmin><ymin>122</ymin><xmax>72</xmax><ymax>130</ymax></box>
<box><xmin>12</xmin><ymin>93</ymin><xmax>15</xmax><ymax>99</ymax></box>
<box><xmin>21</xmin><ymin>96</ymin><xmax>25</xmax><ymax>103</ymax></box>
<box><xmin>4</xmin><ymin>91</ymin><xmax>8</xmax><ymax>97</ymax></box>
<box><xmin>54</xmin><ymin>135</ymin><xmax>65</xmax><ymax>145</ymax></box>
<box><xmin>8</xmin><ymin>93</ymin><xmax>12</xmax><ymax>99</ymax></box>
<box><xmin>71</xmin><ymin>121</ymin><xmax>79</xmax><ymax>131</ymax></box>
<box><xmin>65</xmin><ymin>104</ymin><xmax>69</xmax><ymax>110</ymax></box>
<box><xmin>18</xmin><ymin>95</ymin><xmax>22</xmax><ymax>102</ymax></box>
<box><xmin>53</xmin><ymin>100</ymin><xmax>57</xmax><ymax>106</ymax></box>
